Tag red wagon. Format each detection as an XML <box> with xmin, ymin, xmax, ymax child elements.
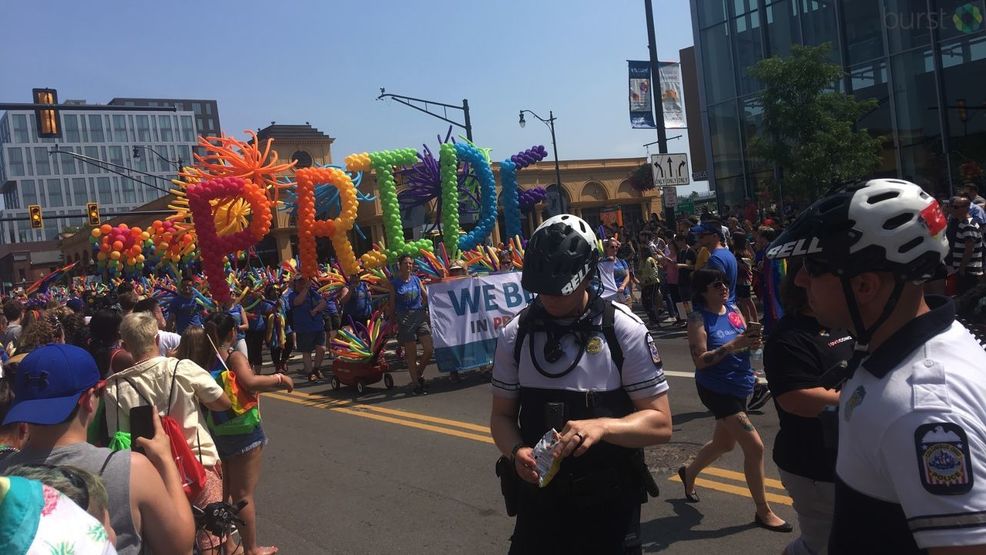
<box><xmin>329</xmin><ymin>336</ymin><xmax>393</xmax><ymax>394</ymax></box>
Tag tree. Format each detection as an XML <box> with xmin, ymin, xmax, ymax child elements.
<box><xmin>748</xmin><ymin>44</ymin><xmax>881</xmax><ymax>201</ymax></box>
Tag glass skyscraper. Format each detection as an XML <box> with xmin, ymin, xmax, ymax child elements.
<box><xmin>690</xmin><ymin>0</ymin><xmax>986</xmax><ymax>210</ymax></box>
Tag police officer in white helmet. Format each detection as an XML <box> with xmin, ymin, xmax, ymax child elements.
<box><xmin>767</xmin><ymin>179</ymin><xmax>986</xmax><ymax>554</ymax></box>
<box><xmin>490</xmin><ymin>214</ymin><xmax>672</xmax><ymax>554</ymax></box>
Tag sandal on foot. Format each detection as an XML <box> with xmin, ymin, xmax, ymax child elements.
<box><xmin>678</xmin><ymin>466</ymin><xmax>699</xmax><ymax>502</ymax></box>
<box><xmin>754</xmin><ymin>514</ymin><xmax>793</xmax><ymax>533</ymax></box>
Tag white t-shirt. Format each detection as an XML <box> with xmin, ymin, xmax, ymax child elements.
<box><xmin>492</xmin><ymin>301</ymin><xmax>669</xmax><ymax>400</ymax></box>
<box><xmin>596</xmin><ymin>259</ymin><xmax>619</xmax><ymax>301</ymax></box>
<box><xmin>158</xmin><ymin>330</ymin><xmax>182</xmax><ymax>357</ymax></box>
<box><xmin>832</xmin><ymin>299</ymin><xmax>986</xmax><ymax>551</ymax></box>
<box><xmin>104</xmin><ymin>356</ymin><xmax>225</xmax><ymax>466</ymax></box>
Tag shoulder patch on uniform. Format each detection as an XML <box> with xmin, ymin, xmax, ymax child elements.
<box><xmin>646</xmin><ymin>332</ymin><xmax>662</xmax><ymax>366</ymax></box>
<box><xmin>915</xmin><ymin>422</ymin><xmax>974</xmax><ymax>495</ymax></box>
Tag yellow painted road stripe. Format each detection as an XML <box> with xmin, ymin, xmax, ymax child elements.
<box><xmin>265</xmin><ymin>392</ymin><xmax>494</xmax><ymax>444</ymax></box>
<box><xmin>281</xmin><ymin>390</ymin><xmax>490</xmax><ymax>433</ymax></box>
<box><xmin>701</xmin><ymin>466</ymin><xmax>786</xmax><ymax>491</ymax></box>
<box><xmin>266</xmin><ymin>390</ymin><xmax>791</xmax><ymax>504</ymax></box>
<box><xmin>670</xmin><ymin>475</ymin><xmax>792</xmax><ymax>505</ymax></box>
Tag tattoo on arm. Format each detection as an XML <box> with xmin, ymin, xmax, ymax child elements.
<box><xmin>687</xmin><ymin>311</ymin><xmax>704</xmax><ymax>324</ymax></box>
<box><xmin>735</xmin><ymin>413</ymin><xmax>755</xmax><ymax>432</ymax></box>
<box><xmin>700</xmin><ymin>347</ymin><xmax>722</xmax><ymax>364</ymax></box>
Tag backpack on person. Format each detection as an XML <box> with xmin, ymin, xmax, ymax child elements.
<box><xmin>109</xmin><ymin>360</ymin><xmax>207</xmax><ymax>501</ymax></box>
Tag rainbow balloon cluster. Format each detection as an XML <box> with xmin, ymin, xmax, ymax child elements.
<box><xmin>439</xmin><ymin>143</ymin><xmax>460</xmax><ymax>259</ymax></box>
<box><xmin>91</xmin><ymin>224</ymin><xmax>151</xmax><ymax>277</ymax></box>
<box><xmin>294</xmin><ymin>167</ymin><xmax>360</xmax><ymax>278</ymax></box>
<box><xmin>149</xmin><ymin>219</ymin><xmax>196</xmax><ymax>268</ymax></box>
<box><xmin>331</xmin><ymin>311</ymin><xmax>389</xmax><ymax>361</ymax></box>
<box><xmin>501</xmin><ymin>146</ymin><xmax>549</xmax><ymax>238</ymax></box>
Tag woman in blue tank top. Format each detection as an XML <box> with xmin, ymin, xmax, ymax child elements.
<box><xmin>677</xmin><ymin>268</ymin><xmax>791</xmax><ymax>533</ymax></box>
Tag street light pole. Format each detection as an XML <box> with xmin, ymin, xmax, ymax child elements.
<box><xmin>377</xmin><ymin>89</ymin><xmax>474</xmax><ymax>142</ymax></box>
<box><xmin>519</xmin><ymin>109</ymin><xmax>563</xmax><ymax>209</ymax></box>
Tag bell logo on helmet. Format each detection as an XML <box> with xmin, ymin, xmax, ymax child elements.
<box><xmin>918</xmin><ymin>202</ymin><xmax>947</xmax><ymax>237</ymax></box>
<box><xmin>766</xmin><ymin>237</ymin><xmax>823</xmax><ymax>259</ymax></box>
<box><xmin>561</xmin><ymin>263</ymin><xmax>591</xmax><ymax>295</ymax></box>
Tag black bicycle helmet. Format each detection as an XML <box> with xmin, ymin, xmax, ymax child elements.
<box><xmin>522</xmin><ymin>214</ymin><xmax>599</xmax><ymax>295</ymax></box>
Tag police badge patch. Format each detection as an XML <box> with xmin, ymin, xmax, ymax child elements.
<box><xmin>915</xmin><ymin>422</ymin><xmax>974</xmax><ymax>495</ymax></box>
<box><xmin>646</xmin><ymin>333</ymin><xmax>662</xmax><ymax>366</ymax></box>
<box><xmin>586</xmin><ymin>336</ymin><xmax>603</xmax><ymax>354</ymax></box>
<box><xmin>844</xmin><ymin>386</ymin><xmax>865</xmax><ymax>422</ymax></box>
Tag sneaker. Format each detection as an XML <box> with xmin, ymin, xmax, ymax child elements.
<box><xmin>748</xmin><ymin>383</ymin><xmax>772</xmax><ymax>411</ymax></box>
<box><xmin>418</xmin><ymin>377</ymin><xmax>429</xmax><ymax>393</ymax></box>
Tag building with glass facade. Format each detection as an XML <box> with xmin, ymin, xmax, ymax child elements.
<box><xmin>690</xmin><ymin>0</ymin><xmax>986</xmax><ymax>210</ymax></box>
<box><xmin>0</xmin><ymin>104</ymin><xmax>200</xmax><ymax>243</ymax></box>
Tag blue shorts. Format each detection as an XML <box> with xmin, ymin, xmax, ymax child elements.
<box><xmin>295</xmin><ymin>330</ymin><xmax>326</xmax><ymax>352</ymax></box>
<box><xmin>214</xmin><ymin>425</ymin><xmax>268</xmax><ymax>459</ymax></box>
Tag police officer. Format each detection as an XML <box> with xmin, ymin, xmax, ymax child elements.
<box><xmin>767</xmin><ymin>179</ymin><xmax>986</xmax><ymax>554</ymax></box>
<box><xmin>490</xmin><ymin>214</ymin><xmax>672</xmax><ymax>554</ymax></box>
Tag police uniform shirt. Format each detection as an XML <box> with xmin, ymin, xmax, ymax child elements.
<box><xmin>831</xmin><ymin>297</ymin><xmax>986</xmax><ymax>553</ymax></box>
<box><xmin>491</xmin><ymin>301</ymin><xmax>669</xmax><ymax>400</ymax></box>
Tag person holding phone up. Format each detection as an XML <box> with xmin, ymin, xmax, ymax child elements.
<box><xmin>678</xmin><ymin>268</ymin><xmax>792</xmax><ymax>533</ymax></box>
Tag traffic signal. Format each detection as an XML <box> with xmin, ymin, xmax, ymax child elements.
<box><xmin>28</xmin><ymin>204</ymin><xmax>43</xmax><ymax>229</ymax></box>
<box><xmin>86</xmin><ymin>202</ymin><xmax>100</xmax><ymax>226</ymax></box>
<box><xmin>32</xmin><ymin>88</ymin><xmax>60</xmax><ymax>139</ymax></box>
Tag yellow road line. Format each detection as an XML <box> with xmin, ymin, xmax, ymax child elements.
<box><xmin>265</xmin><ymin>392</ymin><xmax>494</xmax><ymax>444</ymax></box>
<box><xmin>266</xmin><ymin>390</ymin><xmax>791</xmax><ymax>504</ymax></box>
<box><xmin>701</xmin><ymin>466</ymin><xmax>786</xmax><ymax>491</ymax></box>
<box><xmin>670</xmin><ymin>475</ymin><xmax>792</xmax><ymax>505</ymax></box>
<box><xmin>281</xmin><ymin>390</ymin><xmax>490</xmax><ymax>433</ymax></box>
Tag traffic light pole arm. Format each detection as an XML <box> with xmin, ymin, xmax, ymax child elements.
<box><xmin>0</xmin><ymin>210</ymin><xmax>176</xmax><ymax>223</ymax></box>
<box><xmin>48</xmin><ymin>148</ymin><xmax>174</xmax><ymax>194</ymax></box>
<box><xmin>132</xmin><ymin>145</ymin><xmax>181</xmax><ymax>170</ymax></box>
<box><xmin>376</xmin><ymin>89</ymin><xmax>473</xmax><ymax>142</ymax></box>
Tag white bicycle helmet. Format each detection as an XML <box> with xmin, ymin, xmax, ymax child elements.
<box><xmin>767</xmin><ymin>179</ymin><xmax>948</xmax><ymax>281</ymax></box>
<box><xmin>522</xmin><ymin>214</ymin><xmax>599</xmax><ymax>295</ymax></box>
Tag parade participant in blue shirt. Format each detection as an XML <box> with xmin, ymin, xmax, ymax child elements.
<box><xmin>679</xmin><ymin>268</ymin><xmax>791</xmax><ymax>533</ymax></box>
<box><xmin>289</xmin><ymin>275</ymin><xmax>326</xmax><ymax>382</ymax></box>
<box><xmin>387</xmin><ymin>255</ymin><xmax>433</xmax><ymax>395</ymax></box>
<box><xmin>339</xmin><ymin>272</ymin><xmax>372</xmax><ymax>326</ymax></box>
<box><xmin>167</xmin><ymin>277</ymin><xmax>204</xmax><ymax>334</ymax></box>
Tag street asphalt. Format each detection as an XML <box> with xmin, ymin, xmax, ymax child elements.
<box><xmin>253</xmin><ymin>323</ymin><xmax>797</xmax><ymax>554</ymax></box>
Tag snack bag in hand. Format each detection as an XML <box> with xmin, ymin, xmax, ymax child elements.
<box><xmin>533</xmin><ymin>429</ymin><xmax>562</xmax><ymax>488</ymax></box>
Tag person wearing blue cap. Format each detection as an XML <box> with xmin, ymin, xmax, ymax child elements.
<box><xmin>0</xmin><ymin>344</ymin><xmax>195</xmax><ymax>555</ymax></box>
<box><xmin>693</xmin><ymin>221</ymin><xmax>738</xmax><ymax>304</ymax></box>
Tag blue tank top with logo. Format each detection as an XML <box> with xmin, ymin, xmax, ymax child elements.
<box><xmin>695</xmin><ymin>304</ymin><xmax>755</xmax><ymax>397</ymax></box>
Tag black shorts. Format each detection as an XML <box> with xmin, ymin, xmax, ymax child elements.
<box><xmin>736</xmin><ymin>284</ymin><xmax>752</xmax><ymax>299</ymax></box>
<box><xmin>666</xmin><ymin>284</ymin><xmax>682</xmax><ymax>303</ymax></box>
<box><xmin>323</xmin><ymin>313</ymin><xmax>342</xmax><ymax>332</ymax></box>
<box><xmin>696</xmin><ymin>383</ymin><xmax>747</xmax><ymax>419</ymax></box>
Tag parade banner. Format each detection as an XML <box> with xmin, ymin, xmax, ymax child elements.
<box><xmin>659</xmin><ymin>61</ymin><xmax>686</xmax><ymax>129</ymax></box>
<box><xmin>628</xmin><ymin>61</ymin><xmax>656</xmax><ymax>129</ymax></box>
<box><xmin>427</xmin><ymin>272</ymin><xmax>534</xmax><ymax>372</ymax></box>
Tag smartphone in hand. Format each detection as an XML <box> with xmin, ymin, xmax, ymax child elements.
<box><xmin>745</xmin><ymin>321</ymin><xmax>763</xmax><ymax>339</ymax></box>
<box><xmin>129</xmin><ymin>405</ymin><xmax>155</xmax><ymax>453</ymax></box>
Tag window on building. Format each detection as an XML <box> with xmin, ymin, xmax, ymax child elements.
<box><xmin>136</xmin><ymin>115</ymin><xmax>151</xmax><ymax>141</ymax></box>
<box><xmin>121</xmin><ymin>178</ymin><xmax>136</xmax><ymax>204</ymax></box>
<box><xmin>192</xmin><ymin>103</ymin><xmax>203</xmax><ymax>115</ymax></box>
<box><xmin>63</xmin><ymin>114</ymin><xmax>81</xmax><ymax>142</ymax></box>
<box><xmin>72</xmin><ymin>177</ymin><xmax>88</xmax><ymax>204</ymax></box>
<box><xmin>20</xmin><ymin>179</ymin><xmax>38</xmax><ymax>207</ymax></box>
<box><xmin>158</xmin><ymin>116</ymin><xmax>173</xmax><ymax>141</ymax></box>
<box><xmin>23</xmin><ymin>148</ymin><xmax>33</xmax><ymax>176</ymax></box>
<box><xmin>46</xmin><ymin>178</ymin><xmax>63</xmax><ymax>207</ymax></box>
<box><xmin>176</xmin><ymin>145</ymin><xmax>191</xmax><ymax>166</ymax></box>
<box><xmin>799</xmin><ymin>0</ymin><xmax>838</xmax><ymax>58</ymax></box>
<box><xmin>112</xmin><ymin>115</ymin><xmax>128</xmax><ymax>142</ymax></box>
<box><xmin>108</xmin><ymin>146</ymin><xmax>124</xmax><ymax>168</ymax></box>
<box><xmin>133</xmin><ymin>147</ymin><xmax>148</xmax><ymax>172</ymax></box>
<box><xmin>841</xmin><ymin>0</ymin><xmax>883</xmax><ymax>65</ymax></box>
<box><xmin>205</xmin><ymin>103</ymin><xmax>213</xmax><ymax>115</ymax></box>
<box><xmin>33</xmin><ymin>147</ymin><xmax>51</xmax><ymax>175</ymax></box>
<box><xmin>7</xmin><ymin>147</ymin><xmax>25</xmax><ymax>176</ymax></box>
<box><xmin>709</xmin><ymin>101</ymin><xmax>744</xmax><ymax>180</ymax></box>
<box><xmin>84</xmin><ymin>146</ymin><xmax>100</xmax><ymax>173</ymax></box>
<box><xmin>180</xmin><ymin>115</ymin><xmax>195</xmax><ymax>142</ymax></box>
<box><xmin>12</xmin><ymin>114</ymin><xmax>29</xmax><ymax>143</ymax></box>
<box><xmin>156</xmin><ymin>145</ymin><xmax>171</xmax><ymax>172</ymax></box>
<box><xmin>701</xmin><ymin>23</ymin><xmax>737</xmax><ymax>104</ymax></box>
<box><xmin>59</xmin><ymin>147</ymin><xmax>77</xmax><ymax>174</ymax></box>
<box><xmin>765</xmin><ymin>1</ymin><xmax>800</xmax><ymax>57</ymax></box>
<box><xmin>88</xmin><ymin>115</ymin><xmax>105</xmax><ymax>142</ymax></box>
<box><xmin>941</xmin><ymin>32</ymin><xmax>986</xmax><ymax>192</ymax></box>
<box><xmin>734</xmin><ymin>8</ymin><xmax>764</xmax><ymax>95</ymax></box>
<box><xmin>97</xmin><ymin>176</ymin><xmax>113</xmax><ymax>204</ymax></box>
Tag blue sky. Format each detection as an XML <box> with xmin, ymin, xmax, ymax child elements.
<box><xmin>1</xmin><ymin>0</ymin><xmax>700</xmax><ymax>185</ymax></box>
